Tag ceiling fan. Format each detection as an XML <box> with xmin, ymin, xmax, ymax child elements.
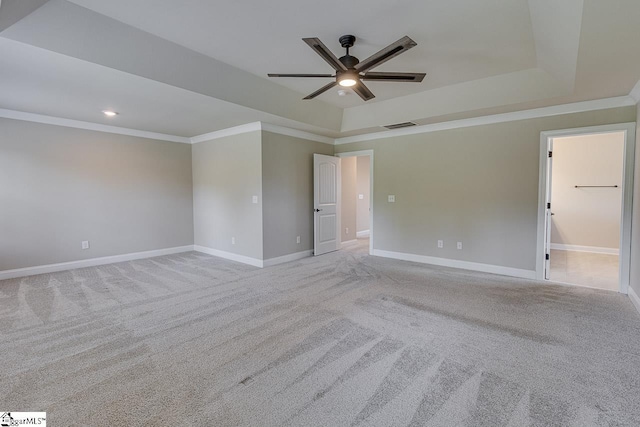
<box><xmin>268</xmin><ymin>35</ymin><xmax>426</xmax><ymax>101</ymax></box>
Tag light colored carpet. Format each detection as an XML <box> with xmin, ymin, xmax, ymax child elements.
<box><xmin>1</xmin><ymin>240</ymin><xmax>640</xmax><ymax>426</ymax></box>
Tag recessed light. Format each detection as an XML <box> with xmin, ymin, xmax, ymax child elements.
<box><xmin>102</xmin><ymin>110</ymin><xmax>118</xmax><ymax>117</ymax></box>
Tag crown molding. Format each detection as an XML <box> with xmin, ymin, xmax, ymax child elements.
<box><xmin>334</xmin><ymin>96</ymin><xmax>636</xmax><ymax>145</ymax></box>
<box><xmin>0</xmin><ymin>108</ymin><xmax>191</xmax><ymax>143</ymax></box>
<box><xmin>189</xmin><ymin>122</ymin><xmax>262</xmax><ymax>143</ymax></box>
<box><xmin>629</xmin><ymin>79</ymin><xmax>640</xmax><ymax>103</ymax></box>
<box><xmin>260</xmin><ymin>123</ymin><xmax>335</xmax><ymax>145</ymax></box>
<box><xmin>2</xmin><ymin>94</ymin><xmax>635</xmax><ymax>147</ymax></box>
<box><xmin>190</xmin><ymin>122</ymin><xmax>334</xmax><ymax>145</ymax></box>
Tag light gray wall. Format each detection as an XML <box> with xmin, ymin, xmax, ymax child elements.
<box><xmin>550</xmin><ymin>132</ymin><xmax>624</xmax><ymax>249</ymax></box>
<box><xmin>192</xmin><ymin>131</ymin><xmax>263</xmax><ymax>260</ymax></box>
<box><xmin>630</xmin><ymin>107</ymin><xmax>640</xmax><ymax>298</ymax></box>
<box><xmin>356</xmin><ymin>156</ymin><xmax>370</xmax><ymax>233</ymax></box>
<box><xmin>0</xmin><ymin>118</ymin><xmax>194</xmax><ymax>271</ymax></box>
<box><xmin>341</xmin><ymin>157</ymin><xmax>357</xmax><ymax>242</ymax></box>
<box><xmin>261</xmin><ymin>131</ymin><xmax>334</xmax><ymax>260</ymax></box>
<box><xmin>335</xmin><ymin>107</ymin><xmax>636</xmax><ymax>271</ymax></box>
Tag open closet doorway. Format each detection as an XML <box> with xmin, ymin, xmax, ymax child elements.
<box><xmin>337</xmin><ymin>150</ymin><xmax>374</xmax><ymax>255</ymax></box>
<box><xmin>537</xmin><ymin>123</ymin><xmax>636</xmax><ymax>294</ymax></box>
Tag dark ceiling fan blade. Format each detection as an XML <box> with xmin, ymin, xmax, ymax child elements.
<box><xmin>302</xmin><ymin>38</ymin><xmax>348</xmax><ymax>72</ymax></box>
<box><xmin>268</xmin><ymin>73</ymin><xmax>334</xmax><ymax>78</ymax></box>
<box><xmin>361</xmin><ymin>72</ymin><xmax>426</xmax><ymax>82</ymax></box>
<box><xmin>303</xmin><ymin>81</ymin><xmax>338</xmax><ymax>99</ymax></box>
<box><xmin>352</xmin><ymin>81</ymin><xmax>375</xmax><ymax>101</ymax></box>
<box><xmin>355</xmin><ymin>36</ymin><xmax>418</xmax><ymax>73</ymax></box>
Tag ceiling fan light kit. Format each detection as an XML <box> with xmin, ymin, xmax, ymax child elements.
<box><xmin>268</xmin><ymin>34</ymin><xmax>426</xmax><ymax>101</ymax></box>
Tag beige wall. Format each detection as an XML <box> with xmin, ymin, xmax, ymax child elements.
<box><xmin>340</xmin><ymin>157</ymin><xmax>357</xmax><ymax>242</ymax></box>
<box><xmin>261</xmin><ymin>131</ymin><xmax>334</xmax><ymax>260</ymax></box>
<box><xmin>631</xmin><ymin>107</ymin><xmax>640</xmax><ymax>298</ymax></box>
<box><xmin>550</xmin><ymin>132</ymin><xmax>624</xmax><ymax>249</ymax></box>
<box><xmin>192</xmin><ymin>131</ymin><xmax>263</xmax><ymax>260</ymax></box>
<box><xmin>0</xmin><ymin>118</ymin><xmax>194</xmax><ymax>271</ymax></box>
<box><xmin>356</xmin><ymin>156</ymin><xmax>371</xmax><ymax>233</ymax></box>
<box><xmin>335</xmin><ymin>106</ymin><xmax>636</xmax><ymax>271</ymax></box>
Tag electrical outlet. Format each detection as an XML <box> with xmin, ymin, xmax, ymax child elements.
<box><xmin>81</xmin><ymin>240</ymin><xmax>90</xmax><ymax>250</ymax></box>
<box><xmin>388</xmin><ymin>195</ymin><xmax>395</xmax><ymax>203</ymax></box>
<box><xmin>457</xmin><ymin>242</ymin><xmax>463</xmax><ymax>250</ymax></box>
<box><xmin>231</xmin><ymin>237</ymin><xmax>236</xmax><ymax>245</ymax></box>
<box><xmin>296</xmin><ymin>236</ymin><xmax>301</xmax><ymax>244</ymax></box>
<box><xmin>346</xmin><ymin>227</ymin><xmax>349</xmax><ymax>234</ymax></box>
<box><xmin>437</xmin><ymin>240</ymin><xmax>444</xmax><ymax>249</ymax></box>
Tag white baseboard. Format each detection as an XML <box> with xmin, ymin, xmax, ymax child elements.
<box><xmin>356</xmin><ymin>230</ymin><xmax>370</xmax><ymax>238</ymax></box>
<box><xmin>341</xmin><ymin>239</ymin><xmax>358</xmax><ymax>247</ymax></box>
<box><xmin>550</xmin><ymin>243</ymin><xmax>619</xmax><ymax>255</ymax></box>
<box><xmin>629</xmin><ymin>287</ymin><xmax>640</xmax><ymax>315</ymax></box>
<box><xmin>372</xmin><ymin>249</ymin><xmax>537</xmax><ymax>280</ymax></box>
<box><xmin>263</xmin><ymin>250</ymin><xmax>313</xmax><ymax>267</ymax></box>
<box><xmin>193</xmin><ymin>245</ymin><xmax>263</xmax><ymax>268</ymax></box>
<box><xmin>0</xmin><ymin>245</ymin><xmax>195</xmax><ymax>281</ymax></box>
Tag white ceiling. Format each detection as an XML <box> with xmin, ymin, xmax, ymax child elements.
<box><xmin>0</xmin><ymin>0</ymin><xmax>639</xmax><ymax>139</ymax></box>
<box><xmin>0</xmin><ymin>38</ymin><xmax>343</xmax><ymax>138</ymax></box>
<box><xmin>67</xmin><ymin>0</ymin><xmax>538</xmax><ymax>108</ymax></box>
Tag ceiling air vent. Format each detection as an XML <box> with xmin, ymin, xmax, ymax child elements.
<box><xmin>383</xmin><ymin>121</ymin><xmax>417</xmax><ymax>130</ymax></box>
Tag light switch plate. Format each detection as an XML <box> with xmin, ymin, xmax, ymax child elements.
<box><xmin>437</xmin><ymin>240</ymin><xmax>444</xmax><ymax>248</ymax></box>
<box><xmin>457</xmin><ymin>242</ymin><xmax>463</xmax><ymax>250</ymax></box>
<box><xmin>81</xmin><ymin>240</ymin><xmax>90</xmax><ymax>250</ymax></box>
<box><xmin>252</xmin><ymin>196</ymin><xmax>258</xmax><ymax>204</ymax></box>
<box><xmin>359</xmin><ymin>194</ymin><xmax>364</xmax><ymax>200</ymax></box>
<box><xmin>388</xmin><ymin>195</ymin><xmax>395</xmax><ymax>203</ymax></box>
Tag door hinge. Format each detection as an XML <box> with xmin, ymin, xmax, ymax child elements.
<box><xmin>545</xmin><ymin>253</ymin><xmax>550</xmax><ymax>260</ymax></box>
<box><xmin>547</xmin><ymin>202</ymin><xmax>551</xmax><ymax>209</ymax></box>
<box><xmin>548</xmin><ymin>151</ymin><xmax>553</xmax><ymax>158</ymax></box>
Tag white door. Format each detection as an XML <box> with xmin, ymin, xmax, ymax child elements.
<box><xmin>314</xmin><ymin>154</ymin><xmax>341</xmax><ymax>255</ymax></box>
<box><xmin>544</xmin><ymin>139</ymin><xmax>554</xmax><ymax>280</ymax></box>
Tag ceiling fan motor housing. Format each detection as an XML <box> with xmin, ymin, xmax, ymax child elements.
<box><xmin>339</xmin><ymin>55</ymin><xmax>359</xmax><ymax>69</ymax></box>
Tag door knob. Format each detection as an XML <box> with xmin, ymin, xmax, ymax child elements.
<box><xmin>314</xmin><ymin>208</ymin><xmax>323</xmax><ymax>212</ymax></box>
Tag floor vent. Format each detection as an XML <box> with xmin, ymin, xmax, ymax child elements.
<box><xmin>383</xmin><ymin>121</ymin><xmax>417</xmax><ymax>130</ymax></box>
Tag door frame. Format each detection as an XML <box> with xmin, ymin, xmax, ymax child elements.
<box><xmin>336</xmin><ymin>150</ymin><xmax>374</xmax><ymax>255</ymax></box>
<box><xmin>536</xmin><ymin>122</ymin><xmax>636</xmax><ymax>293</ymax></box>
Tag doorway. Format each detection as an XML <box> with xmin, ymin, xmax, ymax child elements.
<box><xmin>537</xmin><ymin>123</ymin><xmax>636</xmax><ymax>293</ymax></box>
<box><xmin>337</xmin><ymin>150</ymin><xmax>374</xmax><ymax>255</ymax></box>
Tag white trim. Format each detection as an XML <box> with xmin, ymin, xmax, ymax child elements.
<box><xmin>629</xmin><ymin>286</ymin><xmax>640</xmax><ymax>315</ymax></box>
<box><xmin>336</xmin><ymin>150</ymin><xmax>374</xmax><ymax>256</ymax></box>
<box><xmin>189</xmin><ymin>122</ymin><xmax>261</xmax><ymax>144</ymax></box>
<box><xmin>550</xmin><ymin>243</ymin><xmax>619</xmax><ymax>255</ymax></box>
<box><xmin>341</xmin><ymin>239</ymin><xmax>358</xmax><ymax>247</ymax></box>
<box><xmin>2</xmin><ymin>95</ymin><xmax>636</xmax><ymax>148</ymax></box>
<box><xmin>334</xmin><ymin>96</ymin><xmax>635</xmax><ymax>145</ymax></box>
<box><xmin>356</xmin><ymin>230</ymin><xmax>370</xmax><ymax>238</ymax></box>
<box><xmin>372</xmin><ymin>249</ymin><xmax>537</xmax><ymax>280</ymax></box>
<box><xmin>0</xmin><ymin>108</ymin><xmax>191</xmax><ymax>143</ymax></box>
<box><xmin>261</xmin><ymin>123</ymin><xmax>335</xmax><ymax>145</ymax></box>
<box><xmin>536</xmin><ymin>123</ymin><xmax>636</xmax><ymax>295</ymax></box>
<box><xmin>0</xmin><ymin>245</ymin><xmax>194</xmax><ymax>280</ymax></box>
<box><xmin>190</xmin><ymin>122</ymin><xmax>335</xmax><ymax>145</ymax></box>
<box><xmin>193</xmin><ymin>245</ymin><xmax>263</xmax><ymax>268</ymax></box>
<box><xmin>262</xmin><ymin>250</ymin><xmax>313</xmax><ymax>267</ymax></box>
<box><xmin>629</xmin><ymin>79</ymin><xmax>640</xmax><ymax>103</ymax></box>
